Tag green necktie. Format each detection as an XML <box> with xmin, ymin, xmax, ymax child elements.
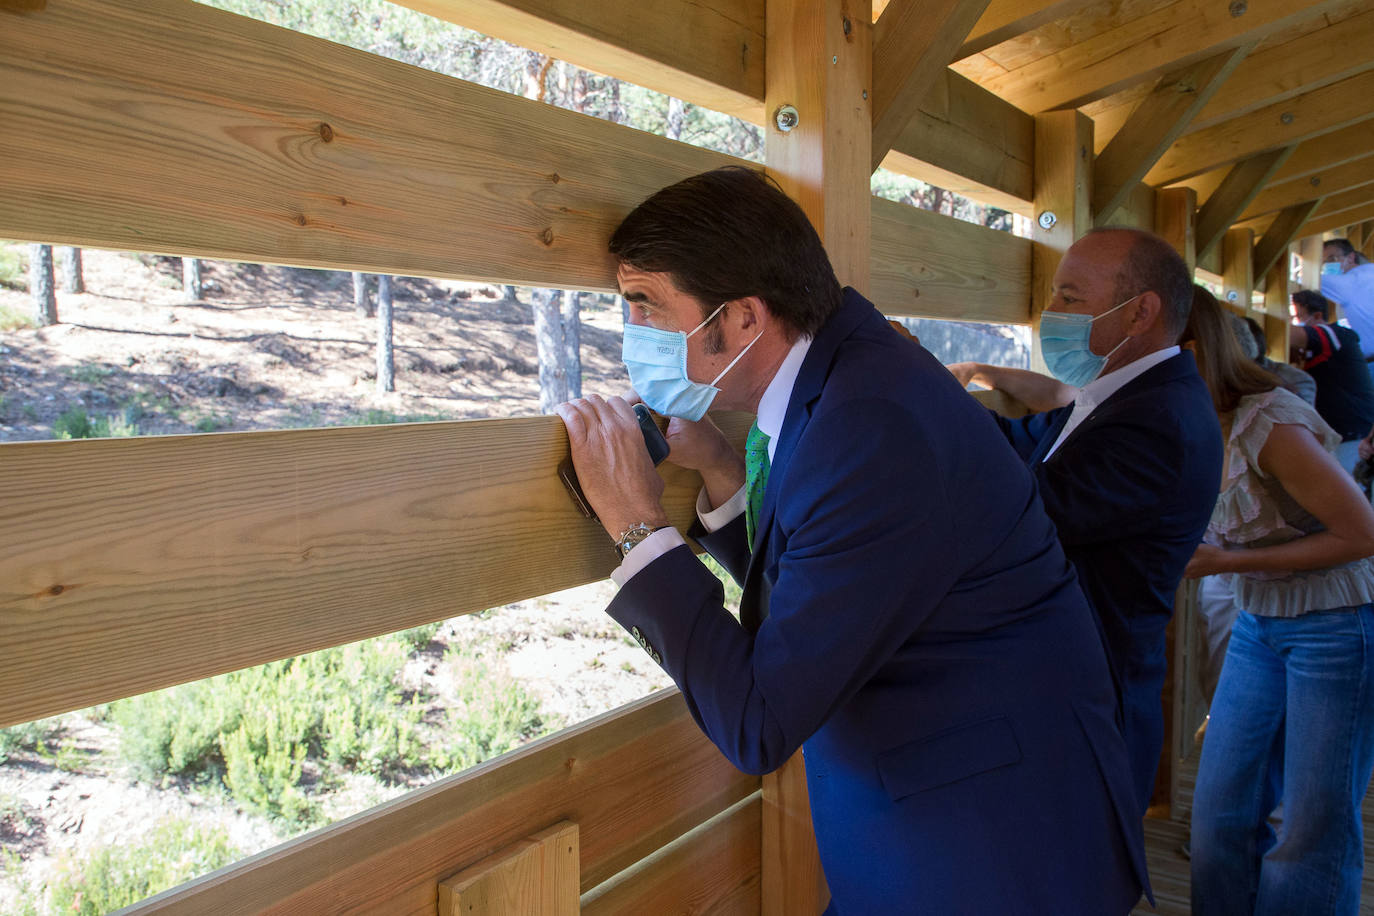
<box><xmin>745</xmin><ymin>421</ymin><xmax>771</xmax><ymax>550</ymax></box>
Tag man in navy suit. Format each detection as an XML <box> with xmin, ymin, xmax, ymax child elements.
<box><xmin>950</xmin><ymin>228</ymin><xmax>1224</xmax><ymax>816</ymax></box>
<box><xmin>558</xmin><ymin>168</ymin><xmax>1148</xmax><ymax>913</ymax></box>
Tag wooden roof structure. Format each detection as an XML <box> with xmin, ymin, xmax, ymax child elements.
<box><xmin>3</xmin><ymin>0</ymin><xmax>1374</xmax><ymax>913</ymax></box>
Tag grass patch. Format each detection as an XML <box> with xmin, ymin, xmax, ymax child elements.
<box><xmin>64</xmin><ymin>363</ymin><xmax>117</xmax><ymax>385</ymax></box>
<box><xmin>0</xmin><ymin>717</ymin><xmax>62</xmax><ymax>764</ymax></box>
<box><xmin>52</xmin><ymin>406</ymin><xmax>140</xmax><ymax>439</ymax></box>
<box><xmin>0</xmin><ymin>301</ymin><xmax>35</xmax><ymax>331</ymax></box>
<box><xmin>343</xmin><ymin>408</ymin><xmax>450</xmax><ymax>426</ymax></box>
<box><xmin>0</xmin><ymin>243</ymin><xmax>25</xmax><ymax>291</ymax></box>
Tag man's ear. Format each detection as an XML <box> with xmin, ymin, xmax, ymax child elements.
<box><xmin>729</xmin><ymin>296</ymin><xmax>768</xmax><ymax>332</ymax></box>
<box><xmin>1130</xmin><ymin>291</ymin><xmax>1164</xmax><ymax>333</ymax></box>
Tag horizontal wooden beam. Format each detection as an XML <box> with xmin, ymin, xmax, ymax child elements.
<box><xmin>880</xmin><ymin>71</ymin><xmax>1034</xmax><ymax>214</ymax></box>
<box><xmin>0</xmin><ymin>413</ymin><xmax>751</xmax><ymax>728</ymax></box>
<box><xmin>954</xmin><ymin>0</ymin><xmax>1102</xmax><ymax>59</ymax></box>
<box><xmin>1146</xmin><ymin>71</ymin><xmax>1374</xmax><ymax>186</ymax></box>
<box><xmin>127</xmin><ymin>692</ymin><xmax>759</xmax><ymax>913</ymax></box>
<box><xmin>1299</xmin><ymin>202</ymin><xmax>1374</xmax><ymax>241</ymax></box>
<box><xmin>0</xmin><ymin>0</ymin><xmax>736</xmax><ymax>288</ymax></box>
<box><xmin>870</xmin><ymin>198</ymin><xmax>1031</xmax><ymax>324</ymax></box>
<box><xmin>1239</xmin><ymin>157</ymin><xmax>1374</xmax><ymax>222</ymax></box>
<box><xmin>1310</xmin><ymin>187</ymin><xmax>1374</xmax><ymax>222</ymax></box>
<box><xmin>394</xmin><ymin>0</ymin><xmax>766</xmax><ymax>122</ymax></box>
<box><xmin>1196</xmin><ymin>147</ymin><xmax>1294</xmax><ymax>262</ymax></box>
<box><xmin>871</xmin><ymin>0</ymin><xmax>992</xmax><ymax>172</ymax></box>
<box><xmin>1252</xmin><ymin>199</ymin><xmax>1322</xmax><ymax>286</ymax></box>
<box><xmin>976</xmin><ymin>0</ymin><xmax>1347</xmax><ymax>114</ymax></box>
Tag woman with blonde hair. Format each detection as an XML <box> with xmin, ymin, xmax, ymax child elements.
<box><xmin>1182</xmin><ymin>284</ymin><xmax>1374</xmax><ymax>916</ymax></box>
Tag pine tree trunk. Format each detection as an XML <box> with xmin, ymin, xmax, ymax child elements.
<box><xmin>183</xmin><ymin>257</ymin><xmax>203</xmax><ymax>301</ymax></box>
<box><xmin>30</xmin><ymin>244</ymin><xmax>57</xmax><ymax>326</ymax></box>
<box><xmin>665</xmin><ymin>96</ymin><xmax>686</xmax><ymax>141</ymax></box>
<box><xmin>532</xmin><ymin>288</ymin><xmax>568</xmax><ymax>413</ymax></box>
<box><xmin>352</xmin><ymin>271</ymin><xmax>372</xmax><ymax>317</ymax></box>
<box><xmin>561</xmin><ymin>291</ymin><xmax>583</xmax><ymax>399</ymax></box>
<box><xmin>59</xmin><ymin>247</ymin><xmax>84</xmax><ymax>294</ymax></box>
<box><xmin>376</xmin><ymin>275</ymin><xmax>394</xmax><ymax>393</ymax></box>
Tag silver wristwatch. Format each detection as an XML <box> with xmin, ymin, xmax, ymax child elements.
<box><xmin>615</xmin><ymin>522</ymin><xmax>664</xmax><ymax>559</ymax></box>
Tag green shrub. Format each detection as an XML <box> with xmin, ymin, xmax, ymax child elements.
<box><xmin>0</xmin><ymin>717</ymin><xmax>60</xmax><ymax>764</ymax></box>
<box><xmin>0</xmin><ymin>243</ymin><xmax>25</xmax><ymax>290</ymax></box>
<box><xmin>437</xmin><ymin>647</ymin><xmax>550</xmax><ymax>771</ymax></box>
<box><xmin>52</xmin><ymin>406</ymin><xmax>140</xmax><ymax>440</ymax></box>
<box><xmin>39</xmin><ymin>818</ymin><xmax>240</xmax><ymax>915</ymax></box>
<box><xmin>0</xmin><ymin>301</ymin><xmax>35</xmax><ymax>331</ymax></box>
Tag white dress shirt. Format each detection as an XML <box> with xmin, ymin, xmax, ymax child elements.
<box><xmin>611</xmin><ymin>335</ymin><xmax>813</xmax><ymax>586</ymax></box>
<box><xmin>1043</xmin><ymin>346</ymin><xmax>1181</xmax><ymax>461</ymax></box>
<box><xmin>1323</xmin><ymin>263</ymin><xmax>1374</xmax><ymax>357</ymax></box>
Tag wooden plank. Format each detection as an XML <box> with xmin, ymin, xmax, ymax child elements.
<box><xmin>1239</xmin><ymin>157</ymin><xmax>1374</xmax><ymax>222</ymax></box>
<box><xmin>1268</xmin><ymin>123</ymin><xmax>1374</xmax><ymax>186</ymax></box>
<box><xmin>439</xmin><ymin>822</ymin><xmax>579</xmax><ymax>916</ymax></box>
<box><xmin>1363</xmin><ymin>222</ymin><xmax>1374</xmax><ymax>259</ymax></box>
<box><xmin>870</xmin><ymin>197</ymin><xmax>1031</xmax><ymax>324</ymax></box>
<box><xmin>880</xmin><ymin>71</ymin><xmax>1034</xmax><ymax>215</ymax></box>
<box><xmin>1252</xmin><ymin>200</ymin><xmax>1323</xmax><ymax>286</ymax></box>
<box><xmin>1264</xmin><ymin>260</ymin><xmax>1291</xmax><ymax>322</ymax></box>
<box><xmin>125</xmin><ymin>692</ymin><xmax>759</xmax><ymax>913</ymax></box>
<box><xmin>0</xmin><ymin>0</ymin><xmax>736</xmax><ymax>287</ymax></box>
<box><xmin>393</xmin><ymin>0</ymin><xmax>766</xmax><ymax>122</ymax></box>
<box><xmin>1108</xmin><ymin>183</ymin><xmax>1158</xmax><ymax>232</ymax></box>
<box><xmin>1264</xmin><ymin>312</ymin><xmax>1290</xmax><ymax>359</ymax></box>
<box><xmin>954</xmin><ymin>0</ymin><xmax>1103</xmax><ymax>60</ymax></box>
<box><xmin>1031</xmin><ymin>111</ymin><xmax>1093</xmax><ymax>370</ymax></box>
<box><xmin>1223</xmin><ymin>227</ymin><xmax>1256</xmax><ymax>312</ymax></box>
<box><xmin>581</xmin><ymin>795</ymin><xmax>761</xmax><ymax>916</ymax></box>
<box><xmin>0</xmin><ymin>413</ymin><xmax>751</xmax><ymax>728</ymax></box>
<box><xmin>975</xmin><ymin>0</ymin><xmax>1347</xmax><ymax>114</ymax></box>
<box><xmin>1298</xmin><ymin>202</ymin><xmax>1374</xmax><ymax>241</ymax></box>
<box><xmin>1299</xmin><ymin>234</ymin><xmax>1325</xmax><ymax>289</ymax></box>
<box><xmin>1195</xmin><ymin>148</ymin><xmax>1294</xmax><ymax>263</ymax></box>
<box><xmin>1093</xmin><ymin>47</ymin><xmax>1250</xmax><ymax>225</ymax></box>
<box><xmin>1146</xmin><ymin>72</ymin><xmax>1374</xmax><ymax>187</ymax></box>
<box><xmin>871</xmin><ymin>0</ymin><xmax>992</xmax><ymax>171</ymax></box>
<box><xmin>1156</xmin><ymin>186</ymin><xmax>1199</xmax><ymax>275</ymax></box>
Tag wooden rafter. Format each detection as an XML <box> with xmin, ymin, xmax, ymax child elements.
<box><xmin>953</xmin><ymin>0</ymin><xmax>1103</xmax><ymax>60</ymax></box>
<box><xmin>1252</xmin><ymin>199</ymin><xmax>1323</xmax><ymax>286</ymax></box>
<box><xmin>1175</xmin><ymin>122</ymin><xmax>1374</xmax><ymax>208</ymax></box>
<box><xmin>1092</xmin><ymin>46</ymin><xmax>1250</xmax><ymax>224</ymax></box>
<box><xmin>1299</xmin><ymin>202</ymin><xmax>1374</xmax><ymax>240</ymax></box>
<box><xmin>1146</xmin><ymin>69</ymin><xmax>1374</xmax><ymax>186</ymax></box>
<box><xmin>871</xmin><ymin>0</ymin><xmax>993</xmax><ymax>172</ymax></box>
<box><xmin>974</xmin><ymin>0</ymin><xmax>1347</xmax><ymax>114</ymax></box>
<box><xmin>1310</xmin><ymin>188</ymin><xmax>1374</xmax><ymax>222</ymax></box>
<box><xmin>1196</xmin><ymin>147</ymin><xmax>1295</xmax><ymax>261</ymax></box>
<box><xmin>1239</xmin><ymin>157</ymin><xmax>1374</xmax><ymax>222</ymax></box>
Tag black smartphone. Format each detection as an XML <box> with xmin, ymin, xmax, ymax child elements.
<box><xmin>559</xmin><ymin>404</ymin><xmax>670</xmax><ymax>520</ymax></box>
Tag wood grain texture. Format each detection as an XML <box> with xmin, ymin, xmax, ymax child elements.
<box><xmin>581</xmin><ymin>795</ymin><xmax>762</xmax><ymax>916</ymax></box>
<box><xmin>0</xmin><ymin>0</ymin><xmax>736</xmax><ymax>287</ymax></box>
<box><xmin>870</xmin><ymin>0</ymin><xmax>992</xmax><ymax>171</ymax></box>
<box><xmin>1195</xmin><ymin>148</ymin><xmax>1294</xmax><ymax>262</ymax></box>
<box><xmin>439</xmin><ymin>821</ymin><xmax>579</xmax><ymax>916</ymax></box>
<box><xmin>1222</xmin><ymin>227</ymin><xmax>1256</xmax><ymax>311</ymax></box>
<box><xmin>1252</xmin><ymin>200</ymin><xmax>1322</xmax><ymax>286</ymax></box>
<box><xmin>954</xmin><ymin>0</ymin><xmax>1103</xmax><ymax>60</ymax></box>
<box><xmin>124</xmin><ymin>691</ymin><xmax>759</xmax><ymax>914</ymax></box>
<box><xmin>0</xmin><ymin>412</ymin><xmax>752</xmax><ymax>728</ymax></box>
<box><xmin>1297</xmin><ymin>202</ymin><xmax>1374</xmax><ymax>241</ymax></box>
<box><xmin>1155</xmin><ymin>186</ymin><xmax>1199</xmax><ymax>274</ymax></box>
<box><xmin>870</xmin><ymin>197</ymin><xmax>1031</xmax><ymax>324</ymax></box>
<box><xmin>393</xmin><ymin>0</ymin><xmax>766</xmax><ymax>122</ymax></box>
<box><xmin>1263</xmin><ymin>261</ymin><xmax>1292</xmax><ymax>322</ymax></box>
<box><xmin>1239</xmin><ymin>157</ymin><xmax>1374</xmax><ymax>222</ymax></box>
<box><xmin>1031</xmin><ymin>110</ymin><xmax>1092</xmax><ymax>371</ymax></box>
<box><xmin>1185</xmin><ymin>125</ymin><xmax>1374</xmax><ymax>208</ymax></box>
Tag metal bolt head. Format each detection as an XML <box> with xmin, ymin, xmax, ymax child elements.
<box><xmin>862</xmin><ymin>90</ymin><xmax>868</xmax><ymax>100</ymax></box>
<box><xmin>1226</xmin><ymin>290</ymin><xmax>1240</xmax><ymax>302</ymax></box>
<box><xmin>832</xmin><ymin>55</ymin><xmax>838</xmax><ymax>65</ymax></box>
<box><xmin>1229</xmin><ymin>0</ymin><xmax>1246</xmax><ymax>16</ymax></box>
<box><xmin>1038</xmin><ymin>211</ymin><xmax>1058</xmax><ymax>230</ymax></box>
<box><xmin>774</xmin><ymin>105</ymin><xmax>800</xmax><ymax>132</ymax></box>
<box><xmin>1280</xmin><ymin>111</ymin><xmax>1294</xmax><ymax>125</ymax></box>
<box><xmin>1310</xmin><ymin>176</ymin><xmax>1322</xmax><ymax>187</ymax></box>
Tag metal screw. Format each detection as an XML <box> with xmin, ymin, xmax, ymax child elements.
<box><xmin>1310</xmin><ymin>176</ymin><xmax>1322</xmax><ymax>187</ymax></box>
<box><xmin>1038</xmin><ymin>211</ymin><xmax>1058</xmax><ymax>231</ymax></box>
<box><xmin>1229</xmin><ymin>0</ymin><xmax>1246</xmax><ymax>16</ymax></box>
<box><xmin>774</xmin><ymin>105</ymin><xmax>800</xmax><ymax>132</ymax></box>
<box><xmin>1226</xmin><ymin>290</ymin><xmax>1240</xmax><ymax>302</ymax></box>
<box><xmin>862</xmin><ymin>90</ymin><xmax>868</xmax><ymax>100</ymax></box>
<box><xmin>832</xmin><ymin>55</ymin><xmax>838</xmax><ymax>65</ymax></box>
<box><xmin>1280</xmin><ymin>111</ymin><xmax>1294</xmax><ymax>125</ymax></box>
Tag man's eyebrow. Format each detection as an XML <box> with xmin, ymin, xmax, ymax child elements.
<box><xmin>621</xmin><ymin>291</ymin><xmax>656</xmax><ymax>307</ymax></box>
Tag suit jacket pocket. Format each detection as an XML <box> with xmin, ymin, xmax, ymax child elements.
<box><xmin>876</xmin><ymin>716</ymin><xmax>1022</xmax><ymax>801</ymax></box>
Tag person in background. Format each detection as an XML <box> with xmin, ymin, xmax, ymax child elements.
<box><xmin>947</xmin><ymin>227</ymin><xmax>1223</xmax><ymax>817</ymax></box>
<box><xmin>1320</xmin><ymin>238</ymin><xmax>1374</xmax><ymax>374</ymax></box>
<box><xmin>557</xmin><ymin>167</ymin><xmax>1148</xmax><ymax>914</ymax></box>
<box><xmin>1240</xmin><ymin>315</ymin><xmax>1315</xmax><ymax>405</ymax></box>
<box><xmin>1181</xmin><ymin>284</ymin><xmax>1374</xmax><ymax>916</ymax></box>
<box><xmin>1288</xmin><ymin>289</ymin><xmax>1374</xmax><ymax>473</ymax></box>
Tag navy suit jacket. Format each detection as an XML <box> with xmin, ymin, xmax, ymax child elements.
<box><xmin>994</xmin><ymin>352</ymin><xmax>1223</xmax><ymax>813</ymax></box>
<box><xmin>609</xmin><ymin>290</ymin><xmax>1149</xmax><ymax>914</ymax></box>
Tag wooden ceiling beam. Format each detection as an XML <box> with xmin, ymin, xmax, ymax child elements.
<box><xmin>871</xmin><ymin>0</ymin><xmax>992</xmax><ymax>172</ymax></box>
<box><xmin>1298</xmin><ymin>203</ymin><xmax>1374</xmax><ymax>241</ymax></box>
<box><xmin>1146</xmin><ymin>70</ymin><xmax>1374</xmax><ymax>186</ymax></box>
<box><xmin>1252</xmin><ymin>199</ymin><xmax>1323</xmax><ymax>286</ymax></box>
<box><xmin>953</xmin><ymin>0</ymin><xmax>1103</xmax><ymax>60</ymax></box>
<box><xmin>1239</xmin><ymin>156</ymin><xmax>1374</xmax><ymax>222</ymax></box>
<box><xmin>977</xmin><ymin>0</ymin><xmax>1347</xmax><ymax>114</ymax></box>
<box><xmin>1093</xmin><ymin>46</ymin><xmax>1250</xmax><ymax>225</ymax></box>
<box><xmin>1196</xmin><ymin>147</ymin><xmax>1295</xmax><ymax>262</ymax></box>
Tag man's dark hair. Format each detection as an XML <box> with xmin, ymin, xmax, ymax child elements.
<box><xmin>1089</xmin><ymin>227</ymin><xmax>1193</xmax><ymax>339</ymax></box>
<box><xmin>1292</xmin><ymin>288</ymin><xmax>1330</xmax><ymax>319</ymax></box>
<box><xmin>609</xmin><ymin>166</ymin><xmax>843</xmax><ymax>340</ymax></box>
<box><xmin>1325</xmin><ymin>238</ymin><xmax>1356</xmax><ymax>258</ymax></box>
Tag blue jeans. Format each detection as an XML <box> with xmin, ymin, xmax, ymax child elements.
<box><xmin>1191</xmin><ymin>605</ymin><xmax>1374</xmax><ymax>915</ymax></box>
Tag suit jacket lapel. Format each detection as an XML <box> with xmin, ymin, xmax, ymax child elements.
<box><xmin>1043</xmin><ymin>352</ymin><xmax>1197</xmax><ymax>463</ymax></box>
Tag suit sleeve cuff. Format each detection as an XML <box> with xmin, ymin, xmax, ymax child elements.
<box><xmin>611</xmin><ymin>526</ymin><xmax>687</xmax><ymax>587</ymax></box>
<box><xmin>697</xmin><ymin>485</ymin><xmax>747</xmax><ymax>533</ymax></box>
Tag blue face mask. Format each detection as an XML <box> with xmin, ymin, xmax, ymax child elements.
<box><xmin>1322</xmin><ymin>262</ymin><xmax>1343</xmax><ymax>276</ymax></box>
<box><xmin>622</xmin><ymin>302</ymin><xmax>763</xmax><ymax>421</ymax></box>
<box><xmin>1038</xmin><ymin>296</ymin><xmax>1137</xmax><ymax>389</ymax></box>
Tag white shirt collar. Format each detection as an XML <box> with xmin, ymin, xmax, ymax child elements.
<box><xmin>1075</xmin><ymin>345</ymin><xmax>1180</xmax><ymax>410</ymax></box>
<box><xmin>755</xmin><ymin>335</ymin><xmax>813</xmax><ymax>461</ymax></box>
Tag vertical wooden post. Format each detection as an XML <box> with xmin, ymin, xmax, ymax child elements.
<box><xmin>1155</xmin><ymin>187</ymin><xmax>1197</xmax><ymax>275</ymax></box>
<box><xmin>1349</xmin><ymin>223</ymin><xmax>1366</xmax><ymax>252</ymax></box>
<box><xmin>1221</xmin><ymin>228</ymin><xmax>1255</xmax><ymax>315</ymax></box>
<box><xmin>761</xmin><ymin>2</ymin><xmax>871</xmax><ymax>912</ymax></box>
<box><xmin>1264</xmin><ymin>262</ymin><xmax>1290</xmax><ymax>355</ymax></box>
<box><xmin>1031</xmin><ymin>111</ymin><xmax>1093</xmax><ymax>371</ymax></box>
<box><xmin>1299</xmin><ymin>236</ymin><xmax>1323</xmax><ymax>290</ymax></box>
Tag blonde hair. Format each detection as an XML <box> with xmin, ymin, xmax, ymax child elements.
<box><xmin>1179</xmin><ymin>285</ymin><xmax>1277</xmax><ymax>413</ymax></box>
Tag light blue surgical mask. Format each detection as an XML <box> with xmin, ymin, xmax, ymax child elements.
<box><xmin>622</xmin><ymin>302</ymin><xmax>763</xmax><ymax>421</ymax></box>
<box><xmin>1322</xmin><ymin>262</ymin><xmax>1343</xmax><ymax>276</ymax></box>
<box><xmin>1038</xmin><ymin>296</ymin><xmax>1137</xmax><ymax>388</ymax></box>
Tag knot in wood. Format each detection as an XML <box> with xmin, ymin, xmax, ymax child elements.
<box><xmin>548</xmin><ymin>172</ymin><xmax>561</xmax><ymax>184</ymax></box>
<box><xmin>318</xmin><ymin>122</ymin><xmax>334</xmax><ymax>142</ymax></box>
<box><xmin>541</xmin><ymin>228</ymin><xmax>555</xmax><ymax>246</ymax></box>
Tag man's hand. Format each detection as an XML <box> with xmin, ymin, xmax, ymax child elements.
<box><xmin>664</xmin><ymin>414</ymin><xmax>745</xmax><ymax>511</ymax></box>
<box><xmin>556</xmin><ymin>395</ymin><xmax>670</xmax><ymax>540</ymax></box>
<box><xmin>1184</xmin><ymin>543</ymin><xmax>1229</xmax><ymax>579</ymax></box>
<box><xmin>945</xmin><ymin>361</ymin><xmax>986</xmax><ymax>388</ymax></box>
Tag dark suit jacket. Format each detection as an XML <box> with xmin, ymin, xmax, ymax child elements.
<box><xmin>995</xmin><ymin>351</ymin><xmax>1223</xmax><ymax>813</ymax></box>
<box><xmin>609</xmin><ymin>289</ymin><xmax>1149</xmax><ymax>914</ymax></box>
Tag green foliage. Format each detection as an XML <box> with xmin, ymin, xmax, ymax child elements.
<box><xmin>52</xmin><ymin>406</ymin><xmax>140</xmax><ymax>440</ymax></box>
<box><xmin>436</xmin><ymin>647</ymin><xmax>550</xmax><ymax>771</ymax></box>
<box><xmin>0</xmin><ymin>302</ymin><xmax>36</xmax><ymax>332</ymax></box>
<box><xmin>0</xmin><ymin>717</ymin><xmax>60</xmax><ymax>764</ymax></box>
<box><xmin>38</xmin><ymin>819</ymin><xmax>240</xmax><ymax>916</ymax></box>
<box><xmin>193</xmin><ymin>413</ymin><xmax>233</xmax><ymax>433</ymax></box>
<box><xmin>0</xmin><ymin>242</ymin><xmax>25</xmax><ymax>290</ymax></box>
<box><xmin>65</xmin><ymin>363</ymin><xmax>116</xmax><ymax>385</ymax></box>
<box><xmin>396</xmin><ymin>621</ymin><xmax>442</xmax><ymax>651</ymax></box>
<box><xmin>343</xmin><ymin>408</ymin><xmax>450</xmax><ymax>426</ymax></box>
